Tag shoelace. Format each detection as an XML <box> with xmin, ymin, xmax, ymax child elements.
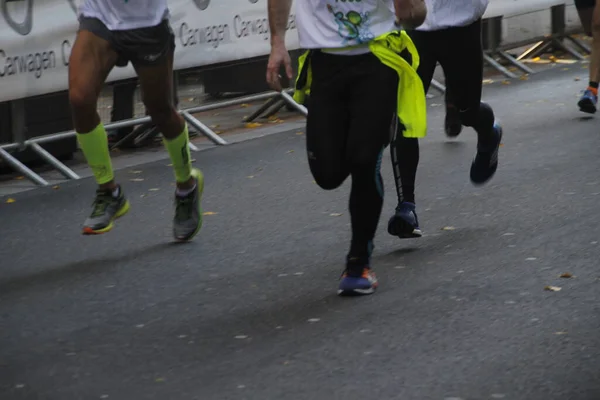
<box><xmin>90</xmin><ymin>194</ymin><xmax>113</xmax><ymax>218</ymax></box>
<box><xmin>175</xmin><ymin>196</ymin><xmax>194</xmax><ymax>222</ymax></box>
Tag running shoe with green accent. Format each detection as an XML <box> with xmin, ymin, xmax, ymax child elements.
<box><xmin>82</xmin><ymin>186</ymin><xmax>130</xmax><ymax>235</ymax></box>
<box><xmin>173</xmin><ymin>168</ymin><xmax>204</xmax><ymax>241</ymax></box>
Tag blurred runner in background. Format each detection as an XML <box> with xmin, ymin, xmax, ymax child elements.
<box><xmin>575</xmin><ymin>0</ymin><xmax>600</xmax><ymax>113</ymax></box>
<box><xmin>387</xmin><ymin>0</ymin><xmax>503</xmax><ymax>240</ymax></box>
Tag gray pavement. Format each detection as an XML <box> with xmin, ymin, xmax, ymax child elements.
<box><xmin>2</xmin><ymin>64</ymin><xmax>600</xmax><ymax>400</ymax></box>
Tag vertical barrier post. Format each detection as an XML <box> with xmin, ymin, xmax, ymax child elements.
<box><xmin>550</xmin><ymin>4</ymin><xmax>585</xmax><ymax>60</ymax></box>
<box><xmin>483</xmin><ymin>16</ymin><xmax>519</xmax><ymax>79</ymax></box>
<box><xmin>10</xmin><ymin>100</ymin><xmax>26</xmax><ymax>150</ymax></box>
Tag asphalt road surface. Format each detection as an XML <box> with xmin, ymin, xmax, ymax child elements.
<box><xmin>2</xmin><ymin>65</ymin><xmax>600</xmax><ymax>400</ymax></box>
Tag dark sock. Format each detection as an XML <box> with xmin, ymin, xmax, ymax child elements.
<box><xmin>470</xmin><ymin>102</ymin><xmax>496</xmax><ymax>150</ymax></box>
<box><xmin>589</xmin><ymin>81</ymin><xmax>599</xmax><ymax>89</ymax></box>
<box><xmin>348</xmin><ymin>152</ymin><xmax>384</xmax><ymax>268</ymax></box>
<box><xmin>390</xmin><ymin>134</ymin><xmax>419</xmax><ymax>205</ymax></box>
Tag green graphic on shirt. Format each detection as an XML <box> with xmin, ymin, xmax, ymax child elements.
<box><xmin>327</xmin><ymin>3</ymin><xmax>374</xmax><ymax>45</ymax></box>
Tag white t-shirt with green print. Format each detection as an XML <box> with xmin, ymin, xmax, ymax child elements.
<box><xmin>79</xmin><ymin>0</ymin><xmax>169</xmax><ymax>31</ymax></box>
<box><xmin>296</xmin><ymin>0</ymin><xmax>396</xmax><ymax>53</ymax></box>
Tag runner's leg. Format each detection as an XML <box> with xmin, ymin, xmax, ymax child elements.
<box><xmin>575</xmin><ymin>0</ymin><xmax>595</xmax><ymax>36</ymax></box>
<box><xmin>69</xmin><ymin>19</ymin><xmax>129</xmax><ymax>234</ymax></box>
<box><xmin>127</xmin><ymin>21</ymin><xmax>203</xmax><ymax>241</ymax></box>
<box><xmin>439</xmin><ymin>20</ymin><xmax>502</xmax><ymax>185</ymax></box>
<box><xmin>578</xmin><ymin>0</ymin><xmax>600</xmax><ymax>113</ymax></box>
<box><xmin>344</xmin><ymin>53</ymin><xmax>398</xmax><ymax>295</ymax></box>
<box><xmin>387</xmin><ymin>29</ymin><xmax>436</xmax><ymax>239</ymax></box>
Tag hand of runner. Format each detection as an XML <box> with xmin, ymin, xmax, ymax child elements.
<box><xmin>266</xmin><ymin>40</ymin><xmax>293</xmax><ymax>92</ymax></box>
<box><xmin>394</xmin><ymin>0</ymin><xmax>427</xmax><ymax>29</ymax></box>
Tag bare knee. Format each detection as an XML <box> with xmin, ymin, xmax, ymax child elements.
<box><xmin>69</xmin><ymin>83</ymin><xmax>96</xmax><ymax>110</ymax></box>
<box><xmin>69</xmin><ymin>85</ymin><xmax>100</xmax><ymax>132</ymax></box>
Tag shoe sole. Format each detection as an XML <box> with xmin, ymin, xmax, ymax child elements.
<box><xmin>578</xmin><ymin>98</ymin><xmax>597</xmax><ymax>114</ymax></box>
<box><xmin>82</xmin><ymin>200</ymin><xmax>131</xmax><ymax>235</ymax></box>
<box><xmin>174</xmin><ymin>168</ymin><xmax>205</xmax><ymax>242</ymax></box>
<box><xmin>388</xmin><ymin>217</ymin><xmax>423</xmax><ymax>239</ymax></box>
<box><xmin>337</xmin><ymin>286</ymin><xmax>377</xmax><ymax>296</ymax></box>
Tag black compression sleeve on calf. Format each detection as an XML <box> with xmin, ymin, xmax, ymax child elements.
<box><xmin>390</xmin><ymin>134</ymin><xmax>419</xmax><ymax>205</ymax></box>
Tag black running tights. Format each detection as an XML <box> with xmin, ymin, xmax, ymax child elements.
<box><xmin>391</xmin><ymin>19</ymin><xmax>495</xmax><ymax>205</ymax></box>
<box><xmin>306</xmin><ymin>51</ymin><xmax>398</xmax><ymax>262</ymax></box>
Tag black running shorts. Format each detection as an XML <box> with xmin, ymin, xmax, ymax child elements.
<box><xmin>575</xmin><ymin>0</ymin><xmax>595</xmax><ymax>10</ymax></box>
<box><xmin>79</xmin><ymin>17</ymin><xmax>175</xmax><ymax>67</ymax></box>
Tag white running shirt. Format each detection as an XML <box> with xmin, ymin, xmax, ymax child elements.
<box><xmin>296</xmin><ymin>0</ymin><xmax>396</xmax><ymax>53</ymax></box>
<box><xmin>79</xmin><ymin>0</ymin><xmax>169</xmax><ymax>31</ymax></box>
<box><xmin>417</xmin><ymin>0</ymin><xmax>489</xmax><ymax>31</ymax></box>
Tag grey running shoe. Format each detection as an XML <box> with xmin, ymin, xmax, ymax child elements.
<box><xmin>82</xmin><ymin>186</ymin><xmax>130</xmax><ymax>235</ymax></box>
<box><xmin>173</xmin><ymin>168</ymin><xmax>204</xmax><ymax>241</ymax></box>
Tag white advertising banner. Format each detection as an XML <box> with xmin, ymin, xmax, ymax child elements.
<box><xmin>0</xmin><ymin>0</ymin><xmax>299</xmax><ymax>102</ymax></box>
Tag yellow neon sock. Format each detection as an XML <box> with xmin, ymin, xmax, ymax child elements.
<box><xmin>77</xmin><ymin>123</ymin><xmax>114</xmax><ymax>185</ymax></box>
<box><xmin>163</xmin><ymin>124</ymin><xmax>192</xmax><ymax>183</ymax></box>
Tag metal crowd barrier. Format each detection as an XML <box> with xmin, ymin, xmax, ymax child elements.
<box><xmin>0</xmin><ymin>88</ymin><xmax>297</xmax><ymax>186</ymax></box>
<box><xmin>0</xmin><ymin>1</ymin><xmax>591</xmax><ymax>186</ymax></box>
<box><xmin>483</xmin><ymin>1</ymin><xmax>589</xmax><ymax>79</ymax></box>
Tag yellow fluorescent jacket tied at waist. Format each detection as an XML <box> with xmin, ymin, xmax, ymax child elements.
<box><xmin>293</xmin><ymin>30</ymin><xmax>427</xmax><ymax>139</ymax></box>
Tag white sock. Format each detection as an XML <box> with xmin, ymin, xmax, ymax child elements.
<box><xmin>111</xmin><ymin>186</ymin><xmax>120</xmax><ymax>198</ymax></box>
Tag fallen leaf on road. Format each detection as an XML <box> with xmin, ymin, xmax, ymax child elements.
<box><xmin>130</xmin><ymin>178</ymin><xmax>144</xmax><ymax>182</ymax></box>
<box><xmin>575</xmin><ymin>77</ymin><xmax>581</xmax><ymax>81</ymax></box>
<box><xmin>544</xmin><ymin>286</ymin><xmax>562</xmax><ymax>292</ymax></box>
<box><xmin>286</xmin><ymin>150</ymin><xmax>294</xmax><ymax>154</ymax></box>
<box><xmin>52</xmin><ymin>185</ymin><xmax>60</xmax><ymax>190</ymax></box>
<box><xmin>129</xmin><ymin>170</ymin><xmax>142</xmax><ymax>174</ymax></box>
<box><xmin>203</xmin><ymin>211</ymin><xmax>217</xmax><ymax>216</ymax></box>
<box><xmin>5</xmin><ymin>198</ymin><xmax>15</xmax><ymax>204</ymax></box>
<box><xmin>15</xmin><ymin>176</ymin><xmax>24</xmax><ymax>180</ymax></box>
<box><xmin>482</xmin><ymin>79</ymin><xmax>494</xmax><ymax>85</ymax></box>
<box><xmin>519</xmin><ymin>75</ymin><xmax>529</xmax><ymax>81</ymax></box>
<box><xmin>442</xmin><ymin>226</ymin><xmax>456</xmax><ymax>231</ymax></box>
<box><xmin>210</xmin><ymin>124</ymin><xmax>220</xmax><ymax>129</ymax></box>
<box><xmin>247</xmin><ymin>175</ymin><xmax>255</xmax><ymax>179</ymax></box>
<box><xmin>149</xmin><ymin>188</ymin><xmax>160</xmax><ymax>191</ymax></box>
<box><xmin>330</xmin><ymin>213</ymin><xmax>343</xmax><ymax>217</ymax></box>
<box><xmin>556</xmin><ymin>59</ymin><xmax>577</xmax><ymax>64</ymax></box>
<box><xmin>502</xmin><ymin>80</ymin><xmax>511</xmax><ymax>85</ymax></box>
<box><xmin>559</xmin><ymin>272</ymin><xmax>574</xmax><ymax>279</ymax></box>
<box><xmin>296</xmin><ymin>131</ymin><xmax>304</xmax><ymax>135</ymax></box>
<box><xmin>307</xmin><ymin>318</ymin><xmax>320</xmax><ymax>323</ymax></box>
<box><xmin>155</xmin><ymin>378</ymin><xmax>165</xmax><ymax>383</ymax></box>
<box><xmin>245</xmin><ymin>122</ymin><xmax>262</xmax><ymax>129</ymax></box>
<box><xmin>554</xmin><ymin>331</ymin><xmax>568</xmax><ymax>335</ymax></box>
<box><xmin>240</xmin><ymin>104</ymin><xmax>250</xmax><ymax>108</ymax></box>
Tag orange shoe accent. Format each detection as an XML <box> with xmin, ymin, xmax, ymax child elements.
<box><xmin>588</xmin><ymin>87</ymin><xmax>598</xmax><ymax>96</ymax></box>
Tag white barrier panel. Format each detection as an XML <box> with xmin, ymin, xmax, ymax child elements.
<box><xmin>0</xmin><ymin>0</ymin><xmax>299</xmax><ymax>102</ymax></box>
<box><xmin>485</xmin><ymin>0</ymin><xmax>565</xmax><ymax>19</ymax></box>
